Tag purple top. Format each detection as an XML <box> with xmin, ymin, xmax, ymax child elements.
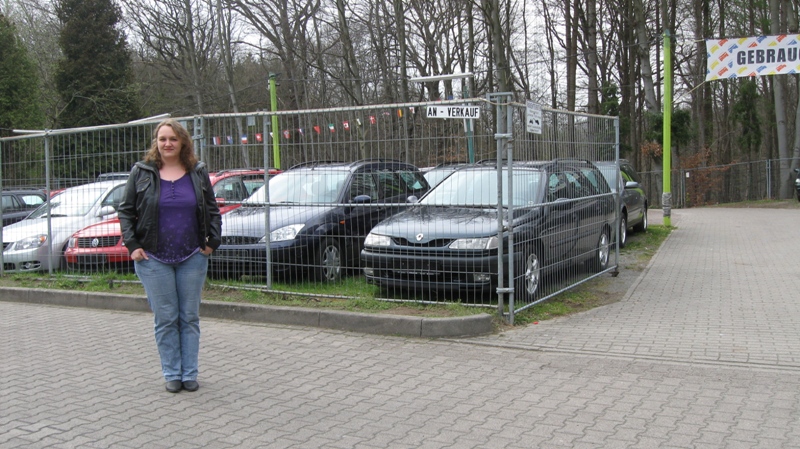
<box><xmin>146</xmin><ymin>174</ymin><xmax>200</xmax><ymax>263</ymax></box>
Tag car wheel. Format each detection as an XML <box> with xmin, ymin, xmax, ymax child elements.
<box><xmin>632</xmin><ymin>205</ymin><xmax>648</xmax><ymax>232</ymax></box>
<box><xmin>587</xmin><ymin>227</ymin><xmax>610</xmax><ymax>273</ymax></box>
<box><xmin>313</xmin><ymin>238</ymin><xmax>342</xmax><ymax>282</ymax></box>
<box><xmin>515</xmin><ymin>243</ymin><xmax>541</xmax><ymax>302</ymax></box>
<box><xmin>618</xmin><ymin>214</ymin><xmax>628</xmax><ymax>248</ymax></box>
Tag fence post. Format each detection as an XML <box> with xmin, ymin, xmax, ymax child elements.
<box><xmin>44</xmin><ymin>132</ymin><xmax>54</xmax><ymax>276</ymax></box>
<box><xmin>487</xmin><ymin>92</ymin><xmax>514</xmax><ymax>324</ymax></box>
<box><xmin>0</xmin><ymin>138</ymin><xmax>4</xmax><ymax>276</ymax></box>
<box><xmin>262</xmin><ymin>115</ymin><xmax>273</xmax><ymax>289</ymax></box>
<box><xmin>193</xmin><ymin>116</ymin><xmax>205</xmax><ymax>163</ymax></box>
<box><xmin>766</xmin><ymin>159</ymin><xmax>772</xmax><ymax>200</ymax></box>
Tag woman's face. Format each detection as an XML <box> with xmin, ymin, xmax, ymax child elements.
<box><xmin>157</xmin><ymin>125</ymin><xmax>182</xmax><ymax>162</ymax></box>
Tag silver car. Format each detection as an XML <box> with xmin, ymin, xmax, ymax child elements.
<box><xmin>1</xmin><ymin>180</ymin><xmax>127</xmax><ymax>272</ymax></box>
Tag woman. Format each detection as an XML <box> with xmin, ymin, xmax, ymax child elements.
<box><xmin>118</xmin><ymin>119</ymin><xmax>221</xmax><ymax>393</ymax></box>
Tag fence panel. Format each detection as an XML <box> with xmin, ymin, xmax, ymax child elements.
<box><xmin>2</xmin><ymin>99</ymin><xmax>622</xmax><ymax>325</ymax></box>
<box><xmin>639</xmin><ymin>159</ymin><xmax>791</xmax><ymax>209</ymax></box>
<box><xmin>506</xmin><ymin>104</ymin><xmax>620</xmax><ymax>321</ymax></box>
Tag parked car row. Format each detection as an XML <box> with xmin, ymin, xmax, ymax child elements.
<box><xmin>2</xmin><ymin>180</ymin><xmax>127</xmax><ymax>271</ymax></box>
<box><xmin>63</xmin><ymin>168</ymin><xmax>278</xmax><ymax>271</ymax></box>
<box><xmin>2</xmin><ymin>159</ymin><xmax>649</xmax><ymax>301</ymax></box>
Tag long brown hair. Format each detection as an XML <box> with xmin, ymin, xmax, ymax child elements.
<box><xmin>143</xmin><ymin>119</ymin><xmax>198</xmax><ymax>171</ymax></box>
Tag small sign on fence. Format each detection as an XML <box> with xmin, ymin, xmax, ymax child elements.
<box><xmin>526</xmin><ymin>100</ymin><xmax>542</xmax><ymax>134</ymax></box>
<box><xmin>425</xmin><ymin>105</ymin><xmax>481</xmax><ymax>119</ymax></box>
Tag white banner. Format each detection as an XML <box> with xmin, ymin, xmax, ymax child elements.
<box><xmin>706</xmin><ymin>34</ymin><xmax>800</xmax><ymax>81</ymax></box>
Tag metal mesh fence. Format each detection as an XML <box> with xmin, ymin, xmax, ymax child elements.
<box><xmin>1</xmin><ymin>99</ymin><xmax>622</xmax><ymax>324</ymax></box>
<box><xmin>639</xmin><ymin>159</ymin><xmax>792</xmax><ymax>209</ymax></box>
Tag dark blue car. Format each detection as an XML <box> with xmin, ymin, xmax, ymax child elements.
<box><xmin>210</xmin><ymin>160</ymin><xmax>430</xmax><ymax>282</ymax></box>
<box><xmin>361</xmin><ymin>159</ymin><xmax>616</xmax><ymax>301</ymax></box>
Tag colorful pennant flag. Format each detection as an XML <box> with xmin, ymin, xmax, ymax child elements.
<box><xmin>328</xmin><ymin>124</ymin><xmax>335</xmax><ymax>133</ymax></box>
<box><xmin>356</xmin><ymin>118</ymin><xmax>362</xmax><ymax>127</ymax></box>
<box><xmin>313</xmin><ymin>125</ymin><xmax>321</xmax><ymax>134</ymax></box>
<box><xmin>369</xmin><ymin>116</ymin><xmax>376</xmax><ymax>125</ymax></box>
<box><xmin>212</xmin><ymin>136</ymin><xmax>221</xmax><ymax>145</ymax></box>
<box><xmin>255</xmin><ymin>133</ymin><xmax>263</xmax><ymax>143</ymax></box>
<box><xmin>298</xmin><ymin>128</ymin><xmax>305</xmax><ymax>135</ymax></box>
<box><xmin>343</xmin><ymin>121</ymin><xmax>350</xmax><ymax>131</ymax></box>
<box><xmin>240</xmin><ymin>135</ymin><xmax>248</xmax><ymax>144</ymax></box>
<box><xmin>283</xmin><ymin>130</ymin><xmax>291</xmax><ymax>139</ymax></box>
<box><xmin>226</xmin><ymin>136</ymin><xmax>233</xmax><ymax>144</ymax></box>
<box><xmin>397</xmin><ymin>109</ymin><xmax>403</xmax><ymax>118</ymax></box>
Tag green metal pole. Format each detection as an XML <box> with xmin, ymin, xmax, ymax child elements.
<box><xmin>269</xmin><ymin>73</ymin><xmax>281</xmax><ymax>170</ymax></box>
<box><xmin>662</xmin><ymin>30</ymin><xmax>672</xmax><ymax>227</ymax></box>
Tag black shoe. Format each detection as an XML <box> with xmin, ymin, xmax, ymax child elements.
<box><xmin>165</xmin><ymin>380</ymin><xmax>182</xmax><ymax>393</ymax></box>
<box><xmin>182</xmin><ymin>380</ymin><xmax>199</xmax><ymax>392</ymax></box>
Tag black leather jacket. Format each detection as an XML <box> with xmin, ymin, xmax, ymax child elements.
<box><xmin>118</xmin><ymin>161</ymin><xmax>221</xmax><ymax>255</ymax></box>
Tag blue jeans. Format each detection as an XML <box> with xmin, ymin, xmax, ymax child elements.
<box><xmin>135</xmin><ymin>251</ymin><xmax>209</xmax><ymax>382</ymax></box>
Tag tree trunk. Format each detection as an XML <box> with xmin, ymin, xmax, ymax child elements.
<box><xmin>634</xmin><ymin>0</ymin><xmax>658</xmax><ymax>113</ymax></box>
<box><xmin>770</xmin><ymin>0</ymin><xmax>791</xmax><ymax>198</ymax></box>
<box><xmin>584</xmin><ymin>0</ymin><xmax>599</xmax><ymax>113</ymax></box>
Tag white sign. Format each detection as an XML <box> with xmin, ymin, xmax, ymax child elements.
<box><xmin>526</xmin><ymin>101</ymin><xmax>542</xmax><ymax>134</ymax></box>
<box><xmin>426</xmin><ymin>105</ymin><xmax>481</xmax><ymax>119</ymax></box>
<box><xmin>706</xmin><ymin>34</ymin><xmax>800</xmax><ymax>80</ymax></box>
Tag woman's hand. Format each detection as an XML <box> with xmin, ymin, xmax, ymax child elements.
<box><xmin>201</xmin><ymin>247</ymin><xmax>214</xmax><ymax>256</ymax></box>
<box><xmin>131</xmin><ymin>248</ymin><xmax>149</xmax><ymax>262</ymax></box>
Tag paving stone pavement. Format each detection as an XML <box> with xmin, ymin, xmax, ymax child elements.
<box><xmin>2</xmin><ymin>207</ymin><xmax>800</xmax><ymax>448</ymax></box>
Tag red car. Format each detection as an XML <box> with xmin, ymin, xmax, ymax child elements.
<box><xmin>65</xmin><ymin>168</ymin><xmax>279</xmax><ymax>271</ymax></box>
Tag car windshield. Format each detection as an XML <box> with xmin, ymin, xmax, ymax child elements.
<box><xmin>423</xmin><ymin>167</ymin><xmax>458</xmax><ymax>188</ymax></box>
<box><xmin>246</xmin><ymin>171</ymin><xmax>349</xmax><ymax>204</ymax></box>
<box><xmin>27</xmin><ymin>187</ymin><xmax>107</xmax><ymax>218</ymax></box>
<box><xmin>420</xmin><ymin>168</ymin><xmax>544</xmax><ymax>207</ymax></box>
<box><xmin>597</xmin><ymin>165</ymin><xmax>620</xmax><ymax>192</ymax></box>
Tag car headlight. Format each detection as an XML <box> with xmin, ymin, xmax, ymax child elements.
<box><xmin>15</xmin><ymin>234</ymin><xmax>48</xmax><ymax>250</ymax></box>
<box><xmin>264</xmin><ymin>224</ymin><xmax>305</xmax><ymax>242</ymax></box>
<box><xmin>449</xmin><ymin>236</ymin><xmax>498</xmax><ymax>250</ymax></box>
<box><xmin>68</xmin><ymin>237</ymin><xmax>77</xmax><ymax>248</ymax></box>
<box><xmin>364</xmin><ymin>233</ymin><xmax>391</xmax><ymax>247</ymax></box>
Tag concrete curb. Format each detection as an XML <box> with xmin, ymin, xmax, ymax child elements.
<box><xmin>0</xmin><ymin>287</ymin><xmax>494</xmax><ymax>338</ymax></box>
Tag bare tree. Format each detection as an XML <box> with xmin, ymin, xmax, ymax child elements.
<box><xmin>227</xmin><ymin>0</ymin><xmax>320</xmax><ymax>110</ymax></box>
<box><xmin>125</xmin><ymin>0</ymin><xmax>220</xmax><ymax>114</ymax></box>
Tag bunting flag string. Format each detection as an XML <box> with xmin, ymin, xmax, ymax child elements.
<box><xmin>207</xmin><ymin>109</ymin><xmax>413</xmax><ymax>145</ymax></box>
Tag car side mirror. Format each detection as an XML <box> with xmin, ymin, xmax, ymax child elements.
<box><xmin>96</xmin><ymin>205</ymin><xmax>117</xmax><ymax>217</ymax></box>
<box><xmin>406</xmin><ymin>195</ymin><xmax>419</xmax><ymax>204</ymax></box>
<box><xmin>351</xmin><ymin>194</ymin><xmax>372</xmax><ymax>204</ymax></box>
<box><xmin>624</xmin><ymin>181</ymin><xmax>640</xmax><ymax>189</ymax></box>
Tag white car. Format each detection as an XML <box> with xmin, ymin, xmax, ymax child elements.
<box><xmin>1</xmin><ymin>180</ymin><xmax>127</xmax><ymax>272</ymax></box>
